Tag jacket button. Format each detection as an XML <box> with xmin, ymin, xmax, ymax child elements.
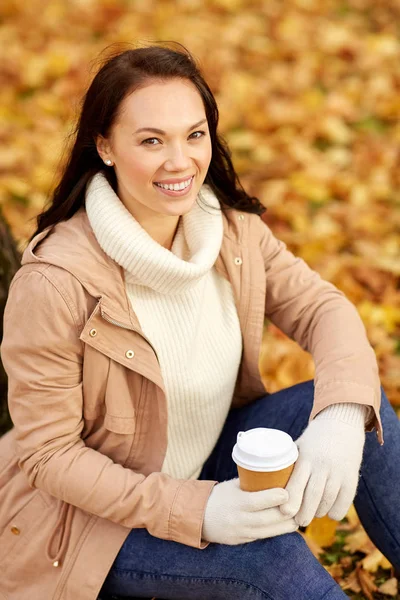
<box><xmin>89</xmin><ymin>328</ymin><xmax>97</xmax><ymax>337</ymax></box>
<box><xmin>11</xmin><ymin>526</ymin><xmax>20</xmax><ymax>535</ymax></box>
<box><xmin>238</xmin><ymin>214</ymin><xmax>244</xmax><ymax>221</ymax></box>
<box><xmin>234</xmin><ymin>257</ymin><xmax>243</xmax><ymax>266</ymax></box>
<box><xmin>125</xmin><ymin>350</ymin><xmax>135</xmax><ymax>359</ymax></box>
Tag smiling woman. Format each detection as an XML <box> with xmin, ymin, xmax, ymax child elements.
<box><xmin>95</xmin><ymin>79</ymin><xmax>212</xmax><ymax>249</ymax></box>
<box><xmin>31</xmin><ymin>43</ymin><xmax>265</xmax><ymax>245</ymax></box>
<box><xmin>1</xmin><ymin>42</ymin><xmax>400</xmax><ymax>600</ymax></box>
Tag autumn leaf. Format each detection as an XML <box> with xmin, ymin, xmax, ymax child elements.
<box><xmin>305</xmin><ymin>515</ymin><xmax>337</xmax><ymax>549</ymax></box>
<box><xmin>356</xmin><ymin>565</ymin><xmax>378</xmax><ymax>600</ymax></box>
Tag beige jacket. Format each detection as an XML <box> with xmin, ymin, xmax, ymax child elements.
<box><xmin>0</xmin><ymin>205</ymin><xmax>383</xmax><ymax>600</ymax></box>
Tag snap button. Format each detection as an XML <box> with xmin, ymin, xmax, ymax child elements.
<box><xmin>234</xmin><ymin>257</ymin><xmax>243</xmax><ymax>266</ymax></box>
<box><xmin>125</xmin><ymin>350</ymin><xmax>135</xmax><ymax>359</ymax></box>
<box><xmin>238</xmin><ymin>214</ymin><xmax>244</xmax><ymax>221</ymax></box>
<box><xmin>89</xmin><ymin>329</ymin><xmax>97</xmax><ymax>337</ymax></box>
<box><xmin>11</xmin><ymin>526</ymin><xmax>20</xmax><ymax>535</ymax></box>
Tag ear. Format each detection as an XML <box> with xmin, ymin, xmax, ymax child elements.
<box><xmin>95</xmin><ymin>135</ymin><xmax>112</xmax><ymax>163</ymax></box>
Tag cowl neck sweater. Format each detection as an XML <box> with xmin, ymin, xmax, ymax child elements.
<box><xmin>85</xmin><ymin>172</ymin><xmax>224</xmax><ymax>295</ymax></box>
<box><xmin>86</xmin><ymin>173</ymin><xmax>243</xmax><ymax>480</ymax></box>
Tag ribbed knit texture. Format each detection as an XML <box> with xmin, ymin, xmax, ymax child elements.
<box><xmin>86</xmin><ymin>173</ymin><xmax>243</xmax><ymax>480</ymax></box>
<box><xmin>315</xmin><ymin>402</ymin><xmax>369</xmax><ymax>428</ymax></box>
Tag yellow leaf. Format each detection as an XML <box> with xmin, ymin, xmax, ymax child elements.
<box><xmin>290</xmin><ymin>172</ymin><xmax>330</xmax><ymax>203</ymax></box>
<box><xmin>305</xmin><ymin>515</ymin><xmax>337</xmax><ymax>548</ymax></box>
<box><xmin>358</xmin><ymin>301</ymin><xmax>400</xmax><ymax>334</ymax></box>
<box><xmin>46</xmin><ymin>52</ymin><xmax>71</xmax><ymax>78</ymax></box>
<box><xmin>361</xmin><ymin>548</ymin><xmax>391</xmax><ymax>573</ymax></box>
<box><xmin>0</xmin><ymin>176</ymin><xmax>30</xmax><ymax>199</ymax></box>
<box><xmin>345</xmin><ymin>504</ymin><xmax>360</xmax><ymax>528</ymax></box>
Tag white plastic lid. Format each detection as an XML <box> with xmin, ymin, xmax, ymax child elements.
<box><xmin>232</xmin><ymin>427</ymin><xmax>298</xmax><ymax>472</ymax></box>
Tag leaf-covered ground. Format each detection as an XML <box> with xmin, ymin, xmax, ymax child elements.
<box><xmin>0</xmin><ymin>1</ymin><xmax>399</xmax><ymax>597</ymax></box>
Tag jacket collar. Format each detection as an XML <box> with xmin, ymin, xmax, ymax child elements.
<box><xmin>22</xmin><ymin>206</ymin><xmax>236</xmax><ymax>328</ymax></box>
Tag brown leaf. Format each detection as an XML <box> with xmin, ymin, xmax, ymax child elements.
<box><xmin>356</xmin><ymin>565</ymin><xmax>378</xmax><ymax>600</ymax></box>
<box><xmin>341</xmin><ymin>568</ymin><xmax>362</xmax><ymax>594</ymax></box>
<box><xmin>340</xmin><ymin>556</ymin><xmax>353</xmax><ymax>570</ymax></box>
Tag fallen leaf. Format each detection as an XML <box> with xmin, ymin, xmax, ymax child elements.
<box><xmin>324</xmin><ymin>563</ymin><xmax>344</xmax><ymax>582</ymax></box>
<box><xmin>362</xmin><ymin>548</ymin><xmax>392</xmax><ymax>573</ymax></box>
<box><xmin>356</xmin><ymin>565</ymin><xmax>378</xmax><ymax>600</ymax></box>
<box><xmin>345</xmin><ymin>504</ymin><xmax>360</xmax><ymax>529</ymax></box>
<box><xmin>305</xmin><ymin>515</ymin><xmax>337</xmax><ymax>548</ymax></box>
<box><xmin>344</xmin><ymin>529</ymin><xmax>375</xmax><ymax>554</ymax></box>
<box><xmin>341</xmin><ymin>568</ymin><xmax>362</xmax><ymax>594</ymax></box>
<box><xmin>378</xmin><ymin>577</ymin><xmax>398</xmax><ymax>596</ymax></box>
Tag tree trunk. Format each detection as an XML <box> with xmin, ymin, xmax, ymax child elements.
<box><xmin>0</xmin><ymin>209</ymin><xmax>21</xmax><ymax>435</ymax></box>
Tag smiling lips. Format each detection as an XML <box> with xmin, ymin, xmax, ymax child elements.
<box><xmin>154</xmin><ymin>176</ymin><xmax>194</xmax><ymax>196</ymax></box>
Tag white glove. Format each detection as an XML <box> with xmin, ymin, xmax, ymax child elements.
<box><xmin>280</xmin><ymin>403</ymin><xmax>368</xmax><ymax>527</ymax></box>
<box><xmin>201</xmin><ymin>478</ymin><xmax>298</xmax><ymax>545</ymax></box>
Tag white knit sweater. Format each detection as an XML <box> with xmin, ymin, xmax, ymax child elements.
<box><xmin>85</xmin><ymin>173</ymin><xmax>243</xmax><ymax>480</ymax></box>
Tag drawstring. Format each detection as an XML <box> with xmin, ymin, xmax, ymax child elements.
<box><xmin>46</xmin><ymin>501</ymin><xmax>74</xmax><ymax>568</ymax></box>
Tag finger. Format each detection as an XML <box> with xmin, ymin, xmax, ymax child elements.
<box><xmin>328</xmin><ymin>482</ymin><xmax>357</xmax><ymax>521</ymax></box>
<box><xmin>315</xmin><ymin>476</ymin><xmax>340</xmax><ymax>518</ymax></box>
<box><xmin>244</xmin><ymin>506</ymin><xmax>290</xmax><ymax>531</ymax></box>
<box><xmin>246</xmin><ymin>488</ymin><xmax>289</xmax><ymax>511</ymax></box>
<box><xmin>261</xmin><ymin>517</ymin><xmax>299</xmax><ymax>539</ymax></box>
<box><xmin>280</xmin><ymin>460</ymin><xmax>311</xmax><ymax>517</ymax></box>
<box><xmin>295</xmin><ymin>473</ymin><xmax>327</xmax><ymax>527</ymax></box>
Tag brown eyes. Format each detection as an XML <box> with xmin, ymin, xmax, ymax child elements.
<box><xmin>141</xmin><ymin>131</ymin><xmax>207</xmax><ymax>146</ymax></box>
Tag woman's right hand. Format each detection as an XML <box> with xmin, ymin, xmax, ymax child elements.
<box><xmin>201</xmin><ymin>478</ymin><xmax>298</xmax><ymax>545</ymax></box>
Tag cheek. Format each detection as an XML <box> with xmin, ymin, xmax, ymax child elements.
<box><xmin>200</xmin><ymin>142</ymin><xmax>212</xmax><ymax>169</ymax></box>
<box><xmin>119</xmin><ymin>151</ymin><xmax>156</xmax><ymax>180</ymax></box>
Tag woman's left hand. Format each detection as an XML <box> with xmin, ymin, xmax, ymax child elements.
<box><xmin>279</xmin><ymin>407</ymin><xmax>367</xmax><ymax>527</ymax></box>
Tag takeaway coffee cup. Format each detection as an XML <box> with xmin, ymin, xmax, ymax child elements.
<box><xmin>232</xmin><ymin>428</ymin><xmax>298</xmax><ymax>492</ymax></box>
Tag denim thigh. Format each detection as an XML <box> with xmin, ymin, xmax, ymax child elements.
<box><xmin>100</xmin><ymin>381</ymin><xmax>349</xmax><ymax>600</ymax></box>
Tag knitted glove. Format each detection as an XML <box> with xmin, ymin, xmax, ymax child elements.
<box><xmin>201</xmin><ymin>478</ymin><xmax>298</xmax><ymax>545</ymax></box>
<box><xmin>280</xmin><ymin>403</ymin><xmax>368</xmax><ymax>527</ymax></box>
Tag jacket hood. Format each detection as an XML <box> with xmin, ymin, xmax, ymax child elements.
<box><xmin>21</xmin><ymin>207</ymin><xmax>135</xmax><ymax>327</ymax></box>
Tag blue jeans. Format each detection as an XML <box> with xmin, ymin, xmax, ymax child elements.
<box><xmin>99</xmin><ymin>380</ymin><xmax>400</xmax><ymax>599</ymax></box>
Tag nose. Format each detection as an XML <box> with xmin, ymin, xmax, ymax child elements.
<box><xmin>164</xmin><ymin>143</ymin><xmax>192</xmax><ymax>172</ymax></box>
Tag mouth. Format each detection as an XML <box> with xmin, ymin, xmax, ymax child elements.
<box><xmin>153</xmin><ymin>175</ymin><xmax>194</xmax><ymax>197</ymax></box>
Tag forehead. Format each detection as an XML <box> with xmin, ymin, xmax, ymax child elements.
<box><xmin>117</xmin><ymin>79</ymin><xmax>206</xmax><ymax>127</ymax></box>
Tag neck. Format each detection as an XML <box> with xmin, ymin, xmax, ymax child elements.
<box><xmin>118</xmin><ymin>186</ymin><xmax>181</xmax><ymax>250</ymax></box>
<box><xmin>136</xmin><ymin>215</ymin><xmax>181</xmax><ymax>250</ymax></box>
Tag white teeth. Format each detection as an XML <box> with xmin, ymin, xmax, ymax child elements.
<box><xmin>156</xmin><ymin>177</ymin><xmax>192</xmax><ymax>191</ymax></box>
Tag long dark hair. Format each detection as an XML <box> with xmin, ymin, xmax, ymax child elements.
<box><xmin>32</xmin><ymin>42</ymin><xmax>266</xmax><ymax>239</ymax></box>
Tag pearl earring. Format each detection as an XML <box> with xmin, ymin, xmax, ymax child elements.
<box><xmin>105</xmin><ymin>159</ymin><xmax>113</xmax><ymax>166</ymax></box>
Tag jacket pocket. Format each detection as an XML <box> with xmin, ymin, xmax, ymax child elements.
<box><xmin>103</xmin><ymin>363</ymin><xmax>140</xmax><ymax>435</ymax></box>
<box><xmin>82</xmin><ymin>349</ymin><xmax>142</xmax><ymax>436</ymax></box>
<box><xmin>0</xmin><ymin>491</ymin><xmax>49</xmax><ymax>569</ymax></box>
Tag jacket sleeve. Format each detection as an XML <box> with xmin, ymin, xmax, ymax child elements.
<box><xmin>256</xmin><ymin>218</ymin><xmax>383</xmax><ymax>444</ymax></box>
<box><xmin>1</xmin><ymin>268</ymin><xmax>217</xmax><ymax>548</ymax></box>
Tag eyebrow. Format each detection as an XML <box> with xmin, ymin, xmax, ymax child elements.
<box><xmin>134</xmin><ymin>118</ymin><xmax>208</xmax><ymax>135</ymax></box>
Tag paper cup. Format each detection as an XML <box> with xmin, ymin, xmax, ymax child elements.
<box><xmin>232</xmin><ymin>428</ymin><xmax>298</xmax><ymax>492</ymax></box>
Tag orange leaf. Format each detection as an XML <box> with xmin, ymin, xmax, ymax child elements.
<box><xmin>305</xmin><ymin>515</ymin><xmax>337</xmax><ymax>548</ymax></box>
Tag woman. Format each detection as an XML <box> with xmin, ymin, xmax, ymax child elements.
<box><xmin>0</xmin><ymin>44</ymin><xmax>399</xmax><ymax>600</ymax></box>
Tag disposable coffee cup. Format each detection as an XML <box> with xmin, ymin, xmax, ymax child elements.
<box><xmin>232</xmin><ymin>428</ymin><xmax>298</xmax><ymax>492</ymax></box>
